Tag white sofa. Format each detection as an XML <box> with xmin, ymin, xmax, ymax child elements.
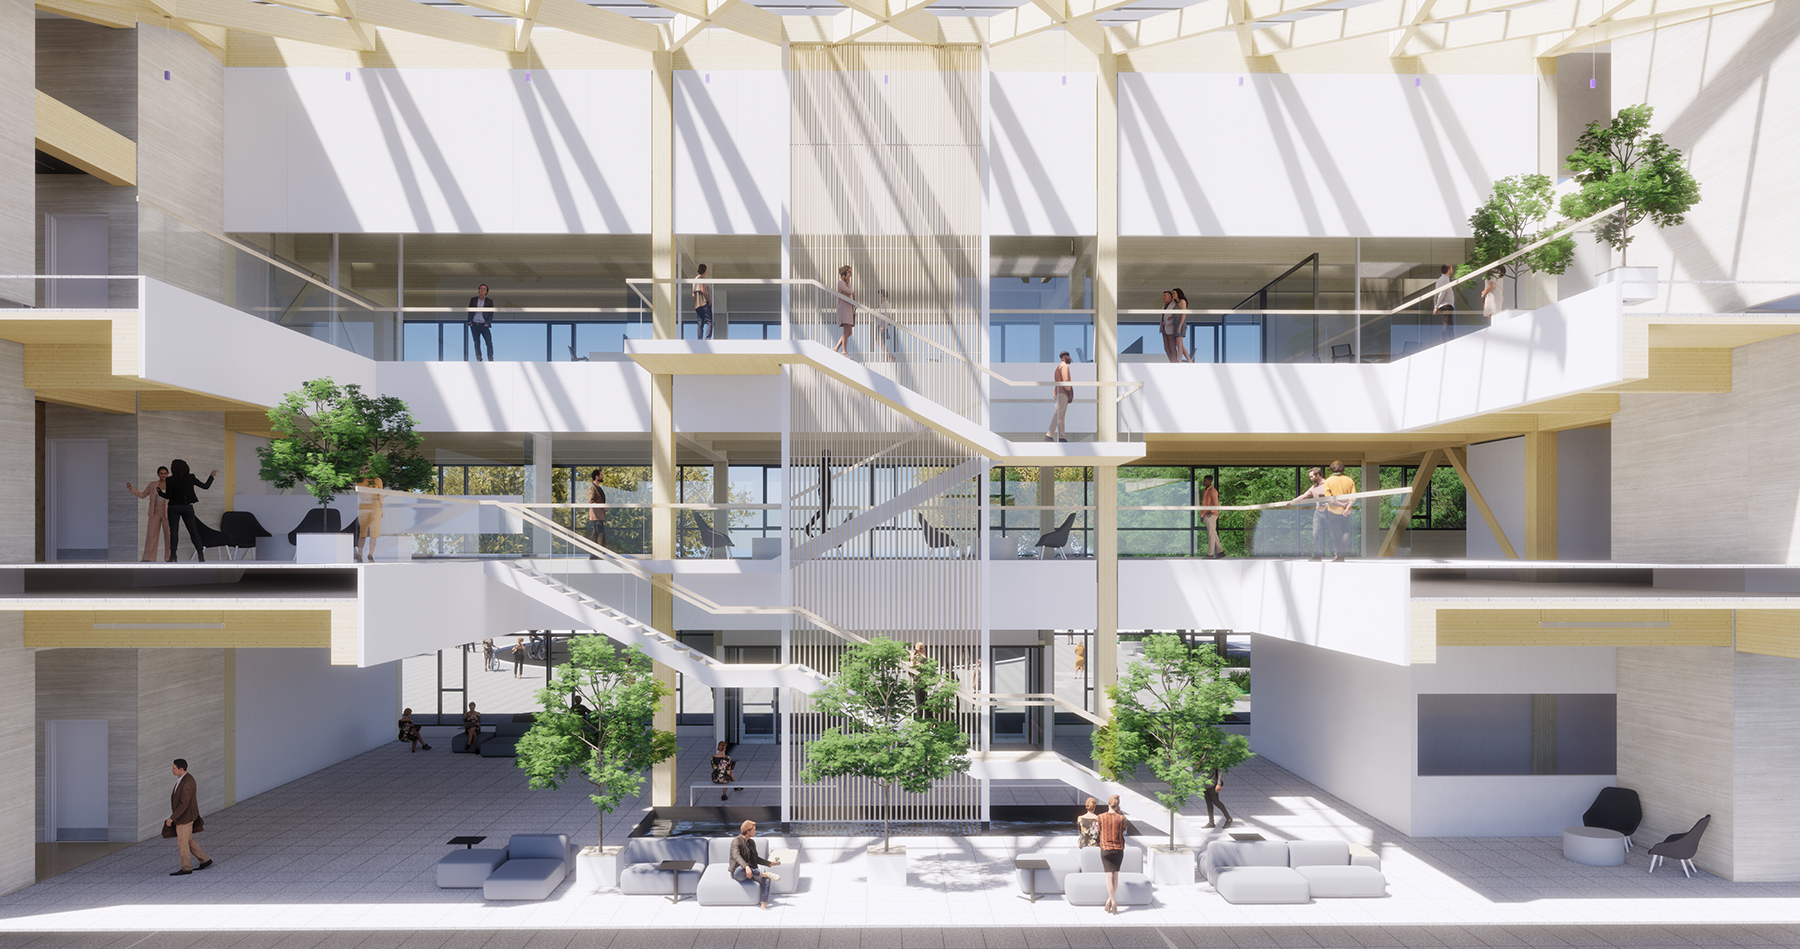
<box><xmin>480</xmin><ymin>834</ymin><xmax>575</xmax><ymax>901</ymax></box>
<box><xmin>1063</xmin><ymin>847</ymin><xmax>1154</xmax><ymax>906</ymax></box>
<box><xmin>1201</xmin><ymin>838</ymin><xmax>1385</xmax><ymax>904</ymax></box>
<box><xmin>695</xmin><ymin>837</ymin><xmax>801</xmax><ymax>905</ymax></box>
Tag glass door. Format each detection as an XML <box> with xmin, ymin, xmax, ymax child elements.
<box><xmin>727</xmin><ymin>646</ymin><xmax>780</xmax><ymax>743</ymax></box>
<box><xmin>990</xmin><ymin>646</ymin><xmax>1043</xmax><ymax>747</ymax></box>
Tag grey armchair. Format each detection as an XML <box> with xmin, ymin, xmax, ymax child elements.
<box><xmin>1647</xmin><ymin>815</ymin><xmax>1710</xmax><ymax>877</ymax></box>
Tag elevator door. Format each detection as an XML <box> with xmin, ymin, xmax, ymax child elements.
<box><xmin>726</xmin><ymin>646</ymin><xmax>780</xmax><ymax>743</ymax></box>
<box><xmin>991</xmin><ymin>646</ymin><xmax>1043</xmax><ymax>747</ymax></box>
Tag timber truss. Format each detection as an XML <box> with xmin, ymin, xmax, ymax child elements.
<box><xmin>35</xmin><ymin>0</ymin><xmax>1774</xmax><ymax>61</ymax></box>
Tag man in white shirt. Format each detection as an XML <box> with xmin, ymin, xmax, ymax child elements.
<box><xmin>1433</xmin><ymin>265</ymin><xmax>1455</xmax><ymax>342</ymax></box>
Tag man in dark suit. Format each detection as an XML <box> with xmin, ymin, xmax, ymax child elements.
<box><xmin>165</xmin><ymin>759</ymin><xmax>213</xmax><ymax>875</ymax></box>
<box><xmin>468</xmin><ymin>283</ymin><xmax>496</xmax><ymax>362</ymax></box>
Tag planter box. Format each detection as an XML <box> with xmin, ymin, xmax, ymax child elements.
<box><xmin>295</xmin><ymin>533</ymin><xmax>353</xmax><ymax>564</ymax></box>
<box><xmin>1598</xmin><ymin>266</ymin><xmax>1659</xmax><ymax>304</ymax></box>
<box><xmin>866</xmin><ymin>845</ymin><xmax>907</xmax><ymax>887</ymax></box>
<box><xmin>576</xmin><ymin>845</ymin><xmax>621</xmax><ymax>891</ymax></box>
<box><xmin>1150</xmin><ymin>846</ymin><xmax>1195</xmax><ymax>885</ymax></box>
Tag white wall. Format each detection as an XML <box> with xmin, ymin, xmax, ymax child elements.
<box><xmin>674</xmin><ymin>373</ymin><xmax>783</xmax><ymax>432</ymax></box>
<box><xmin>377</xmin><ymin>360</ymin><xmax>651</xmax><ymax>433</ymax></box>
<box><xmin>233</xmin><ymin>649</ymin><xmax>396</xmax><ymax>800</ymax></box>
<box><xmin>1118</xmin><ymin>73</ymin><xmax>1536</xmax><ymax>238</ymax></box>
<box><xmin>1558</xmin><ymin>427</ymin><xmax>1612</xmax><ymax>561</ymax></box>
<box><xmin>675</xmin><ymin>70</ymin><xmax>787</xmax><ymax>235</ymax></box>
<box><xmin>224</xmin><ymin>68</ymin><xmax>651</xmax><ymax>233</ymax></box>
<box><xmin>1252</xmin><ymin>634</ymin><xmax>1416</xmax><ymax>835</ymax></box>
<box><xmin>143</xmin><ymin>277</ymin><xmax>378</xmax><ymax>403</ymax></box>
<box><xmin>1411</xmin><ymin>775</ymin><xmax>1620</xmax><ymax>837</ymax></box>
<box><xmin>989</xmin><ymin>71</ymin><xmax>1096</xmax><ymax>236</ymax></box>
<box><xmin>1467</xmin><ymin>436</ymin><xmax>1525</xmax><ymax>560</ymax></box>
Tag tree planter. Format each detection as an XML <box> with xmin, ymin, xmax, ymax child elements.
<box><xmin>577</xmin><ymin>845</ymin><xmax>622</xmax><ymax>891</ymax></box>
<box><xmin>1149</xmin><ymin>846</ymin><xmax>1194</xmax><ymax>885</ymax></box>
<box><xmin>1598</xmin><ymin>266</ymin><xmax>1660</xmax><ymax>304</ymax></box>
<box><xmin>866</xmin><ymin>846</ymin><xmax>907</xmax><ymax>887</ymax></box>
<box><xmin>295</xmin><ymin>532</ymin><xmax>353</xmax><ymax>564</ymax></box>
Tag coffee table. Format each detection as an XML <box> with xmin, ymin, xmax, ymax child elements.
<box><xmin>446</xmin><ymin>836</ymin><xmax>487</xmax><ymax>850</ymax></box>
<box><xmin>1014</xmin><ymin>857</ymin><xmax>1050</xmax><ymax>902</ymax></box>
<box><xmin>658</xmin><ymin>859</ymin><xmax>697</xmax><ymax>903</ymax></box>
<box><xmin>1563</xmin><ymin>826</ymin><xmax>1626</xmax><ymax>866</ymax></box>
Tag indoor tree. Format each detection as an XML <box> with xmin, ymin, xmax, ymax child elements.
<box><xmin>1559</xmin><ymin>103</ymin><xmax>1702</xmax><ymax>267</ymax></box>
<box><xmin>799</xmin><ymin>637</ymin><xmax>971</xmax><ymax>852</ymax></box>
<box><xmin>514</xmin><ymin>636</ymin><xmax>679</xmax><ymax>849</ymax></box>
<box><xmin>1097</xmin><ymin>634</ymin><xmax>1252</xmax><ymax>848</ymax></box>
<box><xmin>257</xmin><ymin>377</ymin><xmax>434</xmax><ymax>507</ymax></box>
<box><xmin>1458</xmin><ymin>173</ymin><xmax>1576</xmax><ymax>306</ymax></box>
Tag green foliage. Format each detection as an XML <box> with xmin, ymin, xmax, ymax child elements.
<box><xmin>256</xmin><ymin>378</ymin><xmax>432</xmax><ymax>505</ymax></box>
<box><xmin>1455</xmin><ymin>173</ymin><xmax>1575</xmax><ymax>302</ymax></box>
<box><xmin>513</xmin><ymin>637</ymin><xmax>678</xmax><ymax>848</ymax></box>
<box><xmin>1098</xmin><ymin>634</ymin><xmax>1253</xmax><ymax>844</ymax></box>
<box><xmin>799</xmin><ymin>638</ymin><xmax>972</xmax><ymax>851</ymax></box>
<box><xmin>1560</xmin><ymin>104</ymin><xmax>1701</xmax><ymax>265</ymax></box>
<box><xmin>1378</xmin><ymin>466</ymin><xmax>1468</xmax><ymax>530</ymax></box>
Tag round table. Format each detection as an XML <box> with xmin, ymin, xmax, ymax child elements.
<box><xmin>1563</xmin><ymin>826</ymin><xmax>1626</xmax><ymax>866</ymax></box>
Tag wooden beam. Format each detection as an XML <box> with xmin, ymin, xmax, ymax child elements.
<box><xmin>1736</xmin><ymin>610</ymin><xmax>1800</xmax><ymax>659</ymax></box>
<box><xmin>1444</xmin><ymin>446</ymin><xmax>1517</xmax><ymax>559</ymax></box>
<box><xmin>1377</xmin><ymin>448</ymin><xmax>1439</xmax><ymax>557</ymax></box>
<box><xmin>32</xmin><ymin>388</ymin><xmax>136</xmax><ymax>414</ymax></box>
<box><xmin>1434</xmin><ymin>608</ymin><xmax>1733</xmax><ymax>648</ymax></box>
<box><xmin>117</xmin><ymin>0</ymin><xmax>371</xmax><ymax>50</ymax></box>
<box><xmin>24</xmin><ymin>609</ymin><xmax>333</xmax><ymax>649</ymax></box>
<box><xmin>1522</xmin><ymin>430</ymin><xmax>1556</xmax><ymax>560</ymax></box>
<box><xmin>35</xmin><ymin>90</ymin><xmax>136</xmax><ymax>186</ymax></box>
<box><xmin>1410</xmin><ymin>601</ymin><xmax>1437</xmax><ymax>664</ymax></box>
<box><xmin>534</xmin><ymin>0</ymin><xmax>666</xmax><ymax>51</ymax></box>
<box><xmin>1611</xmin><ymin>348</ymin><xmax>1733</xmax><ymax>393</ymax></box>
<box><xmin>34</xmin><ymin>0</ymin><xmax>140</xmax><ymax>29</ymax></box>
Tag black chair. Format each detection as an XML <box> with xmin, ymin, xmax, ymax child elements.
<box><xmin>1331</xmin><ymin>344</ymin><xmax>1355</xmax><ymax>363</ymax></box>
<box><xmin>220</xmin><ymin>511</ymin><xmax>272</xmax><ymax>561</ymax></box>
<box><xmin>1034</xmin><ymin>513</ymin><xmax>1079</xmax><ymax>559</ymax></box>
<box><xmin>1582</xmin><ymin>787</ymin><xmax>1643</xmax><ymax>851</ymax></box>
<box><xmin>182</xmin><ymin>520</ymin><xmax>234</xmax><ymax>561</ymax></box>
<box><xmin>918</xmin><ymin>513</ymin><xmax>964</xmax><ymax>558</ymax></box>
<box><xmin>1121</xmin><ymin>337</ymin><xmax>1144</xmax><ymax>355</ymax></box>
<box><xmin>286</xmin><ymin>507</ymin><xmax>358</xmax><ymax>546</ymax></box>
<box><xmin>1647</xmin><ymin>815</ymin><xmax>1710</xmax><ymax>877</ymax></box>
<box><xmin>688</xmin><ymin>511</ymin><xmax>733</xmax><ymax>553</ymax></box>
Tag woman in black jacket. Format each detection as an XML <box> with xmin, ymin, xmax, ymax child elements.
<box><xmin>157</xmin><ymin>459</ymin><xmax>217</xmax><ymax>562</ymax></box>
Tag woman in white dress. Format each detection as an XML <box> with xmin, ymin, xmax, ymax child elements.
<box><xmin>1481</xmin><ymin>269</ymin><xmax>1504</xmax><ymax>322</ymax></box>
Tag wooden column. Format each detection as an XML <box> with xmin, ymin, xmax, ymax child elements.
<box><xmin>1092</xmin><ymin>50</ymin><xmax>1120</xmax><ymax>717</ymax></box>
<box><xmin>1378</xmin><ymin>450</ymin><xmax>1441</xmax><ymax>558</ymax></box>
<box><xmin>648</xmin><ymin>51</ymin><xmax>679</xmax><ymax>807</ymax></box>
<box><xmin>1523</xmin><ymin>431</ymin><xmax>1558</xmax><ymax>560</ymax></box>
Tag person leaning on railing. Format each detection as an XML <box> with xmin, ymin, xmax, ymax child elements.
<box><xmin>1321</xmin><ymin>461</ymin><xmax>1358</xmax><ymax>562</ymax></box>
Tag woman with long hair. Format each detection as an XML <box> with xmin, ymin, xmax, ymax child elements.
<box><xmin>126</xmin><ymin>466</ymin><xmax>171</xmax><ymax>562</ymax></box>
<box><xmin>157</xmin><ymin>459</ymin><xmax>216</xmax><ymax>562</ymax></box>
<box><xmin>1158</xmin><ymin>289</ymin><xmax>1178</xmax><ymax>362</ymax></box>
<box><xmin>1172</xmin><ymin>288</ymin><xmax>1192</xmax><ymax>363</ymax></box>
<box><xmin>398</xmin><ymin>707</ymin><xmax>431</xmax><ymax>752</ymax></box>
<box><xmin>711</xmin><ymin>740</ymin><xmax>737</xmax><ymax>801</ymax></box>
<box><xmin>1481</xmin><ymin>268</ymin><xmax>1504</xmax><ymax>323</ymax></box>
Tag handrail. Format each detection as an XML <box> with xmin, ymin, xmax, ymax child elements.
<box><xmin>134</xmin><ymin>195</ymin><xmax>383</xmax><ymax>314</ymax></box>
<box><xmin>1230</xmin><ymin>252</ymin><xmax>1319</xmax><ymax>312</ymax></box>
<box><xmin>971</xmin><ymin>692</ymin><xmax>1106</xmax><ymax>727</ymax></box>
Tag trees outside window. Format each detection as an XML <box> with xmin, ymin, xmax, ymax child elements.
<box><xmin>514</xmin><ymin>637</ymin><xmax>679</xmax><ymax>848</ymax></box>
<box><xmin>1097</xmin><ymin>634</ymin><xmax>1252</xmax><ymax>847</ymax></box>
<box><xmin>799</xmin><ymin>638</ymin><xmax>971</xmax><ymax>852</ymax></box>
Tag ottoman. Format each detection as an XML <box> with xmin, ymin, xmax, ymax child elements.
<box><xmin>1214</xmin><ymin>866</ymin><xmax>1311</xmax><ymax>904</ymax></box>
<box><xmin>1295</xmin><ymin>864</ymin><xmax>1387</xmax><ymax>898</ymax></box>
<box><xmin>1063</xmin><ymin>872</ymin><xmax>1153</xmax><ymax>906</ymax></box>
<box><xmin>437</xmin><ymin>848</ymin><xmax>508</xmax><ymax>888</ymax></box>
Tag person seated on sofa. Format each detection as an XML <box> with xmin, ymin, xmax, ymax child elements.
<box><xmin>398</xmin><ymin>708</ymin><xmax>431</xmax><ymax>752</ymax></box>
<box><xmin>731</xmin><ymin>820</ymin><xmax>783</xmax><ymax>910</ymax></box>
<box><xmin>462</xmin><ymin>702</ymin><xmax>481</xmax><ymax>753</ymax></box>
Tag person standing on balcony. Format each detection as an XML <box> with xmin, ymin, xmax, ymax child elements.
<box><xmin>1293</xmin><ymin>467</ymin><xmax>1329</xmax><ymax>561</ymax></box>
<box><xmin>467</xmin><ymin>283</ymin><xmax>495</xmax><ymax>362</ymax></box>
<box><xmin>1321</xmin><ymin>461</ymin><xmax>1358</xmax><ymax>562</ymax></box>
<box><xmin>1172</xmin><ymin>288</ymin><xmax>1192</xmax><ymax>363</ymax></box>
<box><xmin>354</xmin><ymin>475</ymin><xmax>383</xmax><ymax>563</ymax></box>
<box><xmin>586</xmin><ymin>468</ymin><xmax>608</xmax><ymax>554</ymax></box>
<box><xmin>126</xmin><ymin>465</ymin><xmax>171</xmax><ymax>562</ymax></box>
<box><xmin>158</xmin><ymin>459</ymin><xmax>216</xmax><ymax>562</ymax></box>
<box><xmin>692</xmin><ymin>264</ymin><xmax>714</xmax><ymax>340</ymax></box>
<box><xmin>1159</xmin><ymin>289</ymin><xmax>1179</xmax><ymax>362</ymax></box>
<box><xmin>1045</xmin><ymin>351</ymin><xmax>1073</xmax><ymax>442</ymax></box>
<box><xmin>834</xmin><ymin>265</ymin><xmax>856</xmax><ymax>355</ymax></box>
<box><xmin>1481</xmin><ymin>268</ymin><xmax>1504</xmax><ymax>323</ymax></box>
<box><xmin>1200</xmin><ymin>474</ymin><xmax>1224</xmax><ymax>559</ymax></box>
<box><xmin>1433</xmin><ymin>265</ymin><xmax>1455</xmax><ymax>342</ymax></box>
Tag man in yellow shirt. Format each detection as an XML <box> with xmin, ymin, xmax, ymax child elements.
<box><xmin>1321</xmin><ymin>461</ymin><xmax>1358</xmax><ymax>562</ymax></box>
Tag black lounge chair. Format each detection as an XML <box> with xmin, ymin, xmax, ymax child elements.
<box><xmin>688</xmin><ymin>511</ymin><xmax>733</xmax><ymax>552</ymax></box>
<box><xmin>286</xmin><ymin>507</ymin><xmax>358</xmax><ymax>546</ymax></box>
<box><xmin>220</xmin><ymin>511</ymin><xmax>273</xmax><ymax>560</ymax></box>
<box><xmin>1034</xmin><ymin>513</ymin><xmax>1079</xmax><ymax>559</ymax></box>
<box><xmin>918</xmin><ymin>514</ymin><xmax>964</xmax><ymax>558</ymax></box>
<box><xmin>1648</xmin><ymin>815</ymin><xmax>1710</xmax><ymax>877</ymax></box>
<box><xmin>1582</xmin><ymin>787</ymin><xmax>1643</xmax><ymax>851</ymax></box>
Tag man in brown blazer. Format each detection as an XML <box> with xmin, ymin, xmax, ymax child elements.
<box><xmin>165</xmin><ymin>759</ymin><xmax>212</xmax><ymax>875</ymax></box>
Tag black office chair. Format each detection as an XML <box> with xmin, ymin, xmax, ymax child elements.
<box><xmin>1582</xmin><ymin>787</ymin><xmax>1643</xmax><ymax>851</ymax></box>
<box><xmin>1331</xmin><ymin>344</ymin><xmax>1355</xmax><ymax>363</ymax></box>
<box><xmin>918</xmin><ymin>513</ymin><xmax>964</xmax><ymax>558</ymax></box>
<box><xmin>688</xmin><ymin>511</ymin><xmax>733</xmax><ymax>553</ymax></box>
<box><xmin>220</xmin><ymin>511</ymin><xmax>273</xmax><ymax>561</ymax></box>
<box><xmin>1648</xmin><ymin>815</ymin><xmax>1710</xmax><ymax>877</ymax></box>
<box><xmin>1034</xmin><ymin>513</ymin><xmax>1079</xmax><ymax>559</ymax></box>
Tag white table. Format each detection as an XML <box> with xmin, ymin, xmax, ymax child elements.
<box><xmin>1563</xmin><ymin>826</ymin><xmax>1626</xmax><ymax>866</ymax></box>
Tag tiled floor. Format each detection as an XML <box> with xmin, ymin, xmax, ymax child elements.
<box><xmin>3</xmin><ymin>727</ymin><xmax>1796</xmax><ymax>939</ymax></box>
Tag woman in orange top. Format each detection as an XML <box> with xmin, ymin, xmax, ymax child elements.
<box><xmin>1097</xmin><ymin>794</ymin><xmax>1129</xmax><ymax>914</ymax></box>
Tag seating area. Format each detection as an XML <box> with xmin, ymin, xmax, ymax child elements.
<box><xmin>1201</xmin><ymin>838</ymin><xmax>1387</xmax><ymax>904</ymax></box>
<box><xmin>436</xmin><ymin>834</ymin><xmax>575</xmax><ymax>901</ymax></box>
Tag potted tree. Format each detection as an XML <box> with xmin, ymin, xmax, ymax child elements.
<box><xmin>257</xmin><ymin>378</ymin><xmax>431</xmax><ymax>562</ymax></box>
<box><xmin>799</xmin><ymin>638</ymin><xmax>970</xmax><ymax>886</ymax></box>
<box><xmin>1457</xmin><ymin>173</ymin><xmax>1575</xmax><ymax>319</ymax></box>
<box><xmin>1098</xmin><ymin>634</ymin><xmax>1252</xmax><ymax>883</ymax></box>
<box><xmin>514</xmin><ymin>636</ymin><xmax>678</xmax><ymax>891</ymax></box>
<box><xmin>1559</xmin><ymin>104</ymin><xmax>1701</xmax><ymax>303</ymax></box>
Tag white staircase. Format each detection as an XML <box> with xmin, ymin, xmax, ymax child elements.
<box><xmin>971</xmin><ymin>749</ymin><xmax>1209</xmax><ymax>845</ymax></box>
<box><xmin>489</xmin><ymin>560</ymin><xmax>831</xmax><ymax>693</ymax></box>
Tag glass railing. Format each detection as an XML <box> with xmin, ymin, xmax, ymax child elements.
<box><xmin>0</xmin><ymin>274</ymin><xmax>141</xmax><ymax>310</ymax></box>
